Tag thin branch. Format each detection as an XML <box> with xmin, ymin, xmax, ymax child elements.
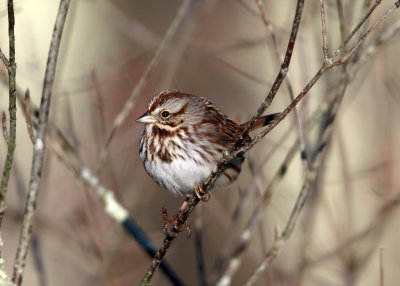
<box><xmin>24</xmin><ymin>89</ymin><xmax>35</xmax><ymax>143</ymax></box>
<box><xmin>194</xmin><ymin>213</ymin><xmax>207</xmax><ymax>286</ymax></box>
<box><xmin>0</xmin><ymin>0</ymin><xmax>17</xmax><ymax>228</ymax></box>
<box><xmin>12</xmin><ymin>0</ymin><xmax>71</xmax><ymax>284</ymax></box>
<box><xmin>215</xmin><ymin>209</ymin><xmax>258</xmax><ymax>286</ymax></box>
<box><xmin>2</xmin><ymin>112</ymin><xmax>7</xmax><ymax>143</ymax></box>
<box><xmin>96</xmin><ymin>0</ymin><xmax>191</xmax><ymax>174</ymax></box>
<box><xmin>0</xmin><ymin>49</ymin><xmax>9</xmax><ymax>67</ymax></box>
<box><xmin>233</xmin><ymin>0</ymin><xmax>305</xmax><ymax>150</ymax></box>
<box><xmin>336</xmin><ymin>0</ymin><xmax>346</xmax><ymax>41</ymax></box>
<box><xmin>334</xmin><ymin>0</ymin><xmax>382</xmax><ymax>57</ymax></box>
<box><xmin>380</xmin><ymin>247</ymin><xmax>385</xmax><ymax>286</ymax></box>
<box><xmin>320</xmin><ymin>0</ymin><xmax>329</xmax><ymax>60</ymax></box>
<box><xmin>255</xmin><ymin>0</ymin><xmax>309</xmax><ymax>168</ymax></box>
<box><xmin>243</xmin><ymin>140</ymin><xmax>330</xmax><ymax>286</ymax></box>
<box><xmin>335</xmin><ymin>0</ymin><xmax>399</xmax><ymax>65</ymax></box>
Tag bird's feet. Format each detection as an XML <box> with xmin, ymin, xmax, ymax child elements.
<box><xmin>162</xmin><ymin>200</ymin><xmax>191</xmax><ymax>238</ymax></box>
<box><xmin>194</xmin><ymin>183</ymin><xmax>210</xmax><ymax>202</ymax></box>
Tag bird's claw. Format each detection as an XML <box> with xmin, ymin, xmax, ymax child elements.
<box><xmin>162</xmin><ymin>205</ymin><xmax>191</xmax><ymax>238</ymax></box>
<box><xmin>194</xmin><ymin>183</ymin><xmax>210</xmax><ymax>202</ymax></box>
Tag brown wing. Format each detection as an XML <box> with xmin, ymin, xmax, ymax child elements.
<box><xmin>198</xmin><ymin>97</ymin><xmax>239</xmax><ymax>145</ymax></box>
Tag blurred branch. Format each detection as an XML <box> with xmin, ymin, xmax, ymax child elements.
<box><xmin>96</xmin><ymin>0</ymin><xmax>192</xmax><ymax>174</ymax></box>
<box><xmin>140</xmin><ymin>0</ymin><xmax>306</xmax><ymax>284</ymax></box>
<box><xmin>0</xmin><ymin>0</ymin><xmax>17</xmax><ymax>229</ymax></box>
<box><xmin>12</xmin><ymin>0</ymin><xmax>71</xmax><ymax>284</ymax></box>
<box><xmin>380</xmin><ymin>247</ymin><xmax>385</xmax><ymax>286</ymax></box>
<box><xmin>216</xmin><ymin>210</ymin><xmax>258</xmax><ymax>286</ymax></box>
<box><xmin>303</xmin><ymin>195</ymin><xmax>400</xmax><ymax>268</ymax></box>
<box><xmin>334</xmin><ymin>0</ymin><xmax>381</xmax><ymax>57</ymax></box>
<box><xmin>319</xmin><ymin>0</ymin><xmax>329</xmax><ymax>60</ymax></box>
<box><xmin>194</xmin><ymin>213</ymin><xmax>207</xmax><ymax>286</ymax></box>
<box><xmin>24</xmin><ymin>89</ymin><xmax>35</xmax><ymax>143</ymax></box>
<box><xmin>2</xmin><ymin>112</ymin><xmax>7</xmax><ymax>143</ymax></box>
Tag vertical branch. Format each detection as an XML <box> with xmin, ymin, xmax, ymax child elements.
<box><xmin>0</xmin><ymin>0</ymin><xmax>17</xmax><ymax>227</ymax></box>
<box><xmin>24</xmin><ymin>89</ymin><xmax>35</xmax><ymax>143</ymax></box>
<box><xmin>380</xmin><ymin>247</ymin><xmax>385</xmax><ymax>286</ymax></box>
<box><xmin>319</xmin><ymin>0</ymin><xmax>329</xmax><ymax>60</ymax></box>
<box><xmin>12</xmin><ymin>0</ymin><xmax>71</xmax><ymax>284</ymax></box>
<box><xmin>1</xmin><ymin>113</ymin><xmax>8</xmax><ymax>143</ymax></box>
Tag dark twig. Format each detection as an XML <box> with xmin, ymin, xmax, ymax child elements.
<box><xmin>320</xmin><ymin>0</ymin><xmax>329</xmax><ymax>60</ymax></box>
<box><xmin>255</xmin><ymin>0</ymin><xmax>309</xmax><ymax>168</ymax></box>
<box><xmin>96</xmin><ymin>0</ymin><xmax>191</xmax><ymax>174</ymax></box>
<box><xmin>12</xmin><ymin>0</ymin><xmax>71</xmax><ymax>284</ymax></box>
<box><xmin>194</xmin><ymin>213</ymin><xmax>207</xmax><ymax>286</ymax></box>
<box><xmin>24</xmin><ymin>89</ymin><xmax>35</xmax><ymax>143</ymax></box>
<box><xmin>1</xmin><ymin>112</ymin><xmax>7</xmax><ymax>143</ymax></box>
<box><xmin>0</xmin><ymin>0</ymin><xmax>17</xmax><ymax>228</ymax></box>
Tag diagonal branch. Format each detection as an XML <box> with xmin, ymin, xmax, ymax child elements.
<box><xmin>255</xmin><ymin>0</ymin><xmax>309</xmax><ymax>168</ymax></box>
<box><xmin>12</xmin><ymin>0</ymin><xmax>71</xmax><ymax>284</ymax></box>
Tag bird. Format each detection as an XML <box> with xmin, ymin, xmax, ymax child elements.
<box><xmin>137</xmin><ymin>90</ymin><xmax>279</xmax><ymax>201</ymax></box>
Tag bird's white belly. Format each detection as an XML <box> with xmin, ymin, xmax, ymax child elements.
<box><xmin>145</xmin><ymin>157</ymin><xmax>213</xmax><ymax>196</ymax></box>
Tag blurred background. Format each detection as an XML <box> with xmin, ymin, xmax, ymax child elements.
<box><xmin>1</xmin><ymin>0</ymin><xmax>400</xmax><ymax>285</ymax></box>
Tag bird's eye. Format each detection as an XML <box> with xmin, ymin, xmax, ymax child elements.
<box><xmin>161</xmin><ymin>111</ymin><xmax>170</xmax><ymax>118</ymax></box>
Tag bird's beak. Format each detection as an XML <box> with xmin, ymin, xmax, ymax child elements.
<box><xmin>136</xmin><ymin>112</ymin><xmax>156</xmax><ymax>124</ymax></box>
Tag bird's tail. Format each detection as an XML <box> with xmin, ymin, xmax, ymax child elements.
<box><xmin>240</xmin><ymin>113</ymin><xmax>280</xmax><ymax>131</ymax></box>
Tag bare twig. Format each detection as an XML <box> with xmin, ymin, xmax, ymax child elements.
<box><xmin>255</xmin><ymin>0</ymin><xmax>309</xmax><ymax>168</ymax></box>
<box><xmin>334</xmin><ymin>0</ymin><xmax>381</xmax><ymax>57</ymax></box>
<box><xmin>320</xmin><ymin>0</ymin><xmax>329</xmax><ymax>60</ymax></box>
<box><xmin>96</xmin><ymin>0</ymin><xmax>191</xmax><ymax>174</ymax></box>
<box><xmin>216</xmin><ymin>210</ymin><xmax>258</xmax><ymax>286</ymax></box>
<box><xmin>24</xmin><ymin>89</ymin><xmax>35</xmax><ymax>143</ymax></box>
<box><xmin>12</xmin><ymin>0</ymin><xmax>71</xmax><ymax>284</ymax></box>
<box><xmin>0</xmin><ymin>0</ymin><xmax>17</xmax><ymax>228</ymax></box>
<box><xmin>194</xmin><ymin>213</ymin><xmax>207</xmax><ymax>286</ymax></box>
<box><xmin>380</xmin><ymin>247</ymin><xmax>385</xmax><ymax>286</ymax></box>
<box><xmin>1</xmin><ymin>112</ymin><xmax>7</xmax><ymax>143</ymax></box>
<box><xmin>0</xmin><ymin>49</ymin><xmax>9</xmax><ymax>67</ymax></box>
<box><xmin>336</xmin><ymin>0</ymin><xmax>346</xmax><ymax>41</ymax></box>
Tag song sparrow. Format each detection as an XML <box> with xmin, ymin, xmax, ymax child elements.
<box><xmin>137</xmin><ymin>90</ymin><xmax>279</xmax><ymax>199</ymax></box>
